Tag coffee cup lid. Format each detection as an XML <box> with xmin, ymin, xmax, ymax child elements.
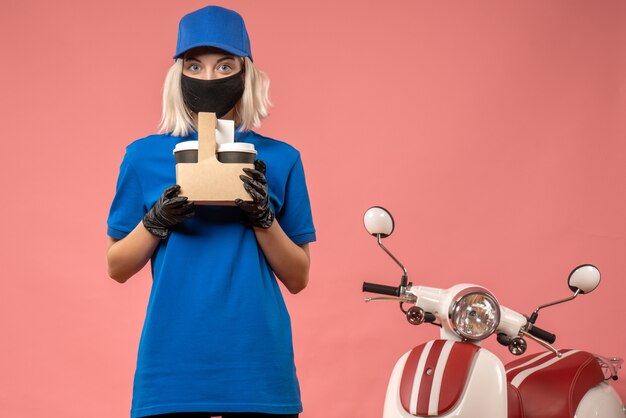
<box><xmin>217</xmin><ymin>143</ymin><xmax>257</xmax><ymax>154</ymax></box>
<box><xmin>173</xmin><ymin>140</ymin><xmax>198</xmax><ymax>154</ymax></box>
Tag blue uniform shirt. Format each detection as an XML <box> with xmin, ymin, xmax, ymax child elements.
<box><xmin>107</xmin><ymin>130</ymin><xmax>316</xmax><ymax>417</ymax></box>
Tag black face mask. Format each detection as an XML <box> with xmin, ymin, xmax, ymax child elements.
<box><xmin>181</xmin><ymin>71</ymin><xmax>245</xmax><ymax>118</ymax></box>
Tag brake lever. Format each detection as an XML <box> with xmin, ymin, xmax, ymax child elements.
<box><xmin>364</xmin><ymin>295</ymin><xmax>416</xmax><ymax>303</ymax></box>
<box><xmin>520</xmin><ymin>330</ymin><xmax>562</xmax><ymax>358</ymax></box>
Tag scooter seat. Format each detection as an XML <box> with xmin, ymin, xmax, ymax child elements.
<box><xmin>505</xmin><ymin>349</ymin><xmax>604</xmax><ymax>418</ymax></box>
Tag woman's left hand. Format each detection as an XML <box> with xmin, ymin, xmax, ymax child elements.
<box><xmin>235</xmin><ymin>159</ymin><xmax>275</xmax><ymax>229</ymax></box>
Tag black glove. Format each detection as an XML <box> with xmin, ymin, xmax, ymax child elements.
<box><xmin>143</xmin><ymin>185</ymin><xmax>195</xmax><ymax>239</ymax></box>
<box><xmin>235</xmin><ymin>160</ymin><xmax>274</xmax><ymax>229</ymax></box>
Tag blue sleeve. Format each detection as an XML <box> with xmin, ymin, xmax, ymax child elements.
<box><xmin>107</xmin><ymin>152</ymin><xmax>147</xmax><ymax>239</ymax></box>
<box><xmin>277</xmin><ymin>154</ymin><xmax>316</xmax><ymax>245</ymax></box>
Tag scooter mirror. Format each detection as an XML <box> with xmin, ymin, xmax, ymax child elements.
<box><xmin>568</xmin><ymin>264</ymin><xmax>600</xmax><ymax>294</ymax></box>
<box><xmin>363</xmin><ymin>206</ymin><xmax>394</xmax><ymax>238</ymax></box>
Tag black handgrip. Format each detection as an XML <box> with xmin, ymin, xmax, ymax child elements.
<box><xmin>362</xmin><ymin>282</ymin><xmax>400</xmax><ymax>297</ymax></box>
<box><xmin>528</xmin><ymin>325</ymin><xmax>556</xmax><ymax>344</ymax></box>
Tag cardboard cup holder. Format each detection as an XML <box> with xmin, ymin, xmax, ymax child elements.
<box><xmin>175</xmin><ymin>112</ymin><xmax>254</xmax><ymax>205</ymax></box>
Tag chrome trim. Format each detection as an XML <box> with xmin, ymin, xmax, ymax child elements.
<box><xmin>364</xmin><ymin>295</ymin><xmax>417</xmax><ymax>303</ymax></box>
<box><xmin>532</xmin><ymin>288</ymin><xmax>581</xmax><ymax>318</ymax></box>
<box><xmin>377</xmin><ymin>234</ymin><xmax>408</xmax><ymax>284</ymax></box>
<box><xmin>520</xmin><ymin>330</ymin><xmax>561</xmax><ymax>357</ymax></box>
<box><xmin>448</xmin><ymin>287</ymin><xmax>501</xmax><ymax>341</ymax></box>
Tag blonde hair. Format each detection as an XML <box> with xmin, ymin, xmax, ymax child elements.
<box><xmin>159</xmin><ymin>57</ymin><xmax>271</xmax><ymax>136</ymax></box>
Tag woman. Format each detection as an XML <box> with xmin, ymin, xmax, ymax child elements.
<box><xmin>106</xmin><ymin>6</ymin><xmax>315</xmax><ymax>418</ymax></box>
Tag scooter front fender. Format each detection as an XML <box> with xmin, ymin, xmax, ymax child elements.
<box><xmin>383</xmin><ymin>340</ymin><xmax>507</xmax><ymax>417</ymax></box>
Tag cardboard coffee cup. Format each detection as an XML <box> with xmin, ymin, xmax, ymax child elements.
<box><xmin>173</xmin><ymin>141</ymin><xmax>199</xmax><ymax>163</ymax></box>
<box><xmin>216</xmin><ymin>143</ymin><xmax>257</xmax><ymax>163</ymax></box>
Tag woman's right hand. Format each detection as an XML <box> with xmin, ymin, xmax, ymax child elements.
<box><xmin>108</xmin><ymin>185</ymin><xmax>194</xmax><ymax>283</ymax></box>
<box><xmin>143</xmin><ymin>185</ymin><xmax>195</xmax><ymax>239</ymax></box>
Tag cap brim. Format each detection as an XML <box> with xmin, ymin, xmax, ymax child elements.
<box><xmin>173</xmin><ymin>42</ymin><xmax>251</xmax><ymax>60</ymax></box>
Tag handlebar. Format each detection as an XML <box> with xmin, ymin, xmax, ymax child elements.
<box><xmin>528</xmin><ymin>325</ymin><xmax>556</xmax><ymax>344</ymax></box>
<box><xmin>363</xmin><ymin>282</ymin><xmax>558</xmax><ymax>346</ymax></box>
<box><xmin>363</xmin><ymin>282</ymin><xmax>400</xmax><ymax>297</ymax></box>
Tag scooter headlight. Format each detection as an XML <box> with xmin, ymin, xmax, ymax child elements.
<box><xmin>449</xmin><ymin>288</ymin><xmax>500</xmax><ymax>341</ymax></box>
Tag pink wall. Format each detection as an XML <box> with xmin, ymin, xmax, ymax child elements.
<box><xmin>1</xmin><ymin>0</ymin><xmax>624</xmax><ymax>416</ymax></box>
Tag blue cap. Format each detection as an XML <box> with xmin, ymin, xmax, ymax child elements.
<box><xmin>174</xmin><ymin>6</ymin><xmax>253</xmax><ymax>61</ymax></box>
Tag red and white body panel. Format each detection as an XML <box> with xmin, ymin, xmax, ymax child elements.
<box><xmin>383</xmin><ymin>340</ymin><xmax>507</xmax><ymax>417</ymax></box>
<box><xmin>575</xmin><ymin>382</ymin><xmax>625</xmax><ymax>417</ymax></box>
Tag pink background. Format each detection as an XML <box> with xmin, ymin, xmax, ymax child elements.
<box><xmin>1</xmin><ymin>0</ymin><xmax>625</xmax><ymax>416</ymax></box>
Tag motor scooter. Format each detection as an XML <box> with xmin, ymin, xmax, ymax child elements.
<box><xmin>361</xmin><ymin>206</ymin><xmax>625</xmax><ymax>417</ymax></box>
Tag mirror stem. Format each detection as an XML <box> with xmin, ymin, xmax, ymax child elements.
<box><xmin>529</xmin><ymin>289</ymin><xmax>581</xmax><ymax>324</ymax></box>
<box><xmin>377</xmin><ymin>234</ymin><xmax>409</xmax><ymax>288</ymax></box>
